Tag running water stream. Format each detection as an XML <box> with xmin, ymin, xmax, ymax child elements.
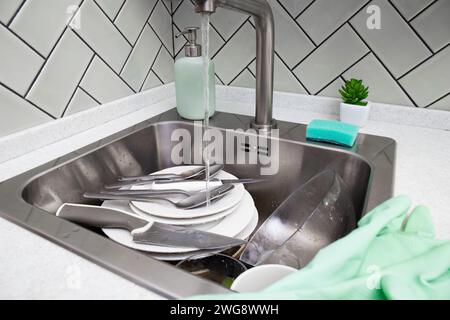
<box><xmin>201</xmin><ymin>13</ymin><xmax>211</xmax><ymax>206</ymax></box>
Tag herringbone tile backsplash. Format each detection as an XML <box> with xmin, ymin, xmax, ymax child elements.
<box><xmin>173</xmin><ymin>0</ymin><xmax>450</xmax><ymax>109</ymax></box>
<box><xmin>0</xmin><ymin>0</ymin><xmax>173</xmax><ymax>137</ymax></box>
<box><xmin>1</xmin><ymin>0</ymin><xmax>450</xmax><ymax>138</ymax></box>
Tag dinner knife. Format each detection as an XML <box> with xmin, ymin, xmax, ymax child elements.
<box><xmin>56</xmin><ymin>203</ymin><xmax>246</xmax><ymax>250</ymax></box>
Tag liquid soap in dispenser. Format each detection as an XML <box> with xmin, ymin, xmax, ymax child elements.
<box><xmin>175</xmin><ymin>27</ymin><xmax>216</xmax><ymax>120</ymax></box>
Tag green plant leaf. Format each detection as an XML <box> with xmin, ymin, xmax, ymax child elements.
<box><xmin>339</xmin><ymin>78</ymin><xmax>369</xmax><ymax>106</ymax></box>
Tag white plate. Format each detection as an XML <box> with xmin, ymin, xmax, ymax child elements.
<box><xmin>102</xmin><ymin>191</ymin><xmax>256</xmax><ymax>254</ymax></box>
<box><xmin>102</xmin><ymin>200</ymin><xmax>222</xmax><ymax>230</ymax></box>
<box><xmin>148</xmin><ymin>208</ymin><xmax>259</xmax><ymax>261</ymax></box>
<box><xmin>130</xmin><ymin>166</ymin><xmax>245</xmax><ymax>219</ymax></box>
<box><xmin>129</xmin><ymin>201</ymin><xmax>237</xmax><ymax>226</ymax></box>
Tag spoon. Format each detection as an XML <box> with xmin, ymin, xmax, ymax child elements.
<box><xmin>84</xmin><ymin>184</ymin><xmax>235</xmax><ymax>210</ymax></box>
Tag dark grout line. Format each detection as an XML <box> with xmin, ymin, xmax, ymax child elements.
<box><xmin>161</xmin><ymin>0</ymin><xmax>172</xmax><ymax>15</ymax></box>
<box><xmin>424</xmin><ymin>91</ymin><xmax>450</xmax><ymax>109</ymax></box>
<box><xmin>113</xmin><ymin>0</ymin><xmax>126</xmax><ymax>22</ymax></box>
<box><xmin>295</xmin><ymin>0</ymin><xmax>316</xmax><ymax>20</ymax></box>
<box><xmin>92</xmin><ymin>0</ymin><xmax>133</xmax><ymax>47</ymax></box>
<box><xmin>172</xmin><ymin>22</ymin><xmax>190</xmax><ymax>58</ymax></box>
<box><xmin>0</xmin><ymin>20</ymin><xmax>46</xmax><ymax>60</ymax></box>
<box><xmin>0</xmin><ymin>81</ymin><xmax>57</xmax><ymax>120</ymax></box>
<box><xmin>275</xmin><ymin>51</ymin><xmax>311</xmax><ymax>95</ymax></box>
<box><xmin>71</xmin><ymin>30</ymin><xmax>137</xmax><ymax>94</ymax></box>
<box><xmin>139</xmin><ymin>45</ymin><xmax>164</xmax><ymax>92</ymax></box>
<box><xmin>6</xmin><ymin>0</ymin><xmax>26</xmax><ymax>26</ymax></box>
<box><xmin>215</xmin><ymin>73</ymin><xmax>225</xmax><ymax>85</ymax></box>
<box><xmin>228</xmin><ymin>58</ymin><xmax>256</xmax><ymax>86</ymax></box>
<box><xmin>61</xmin><ymin>54</ymin><xmax>96</xmax><ymax>117</ymax></box>
<box><xmin>78</xmin><ymin>86</ymin><xmax>101</xmax><ymax>105</ymax></box>
<box><xmin>170</xmin><ymin>2</ymin><xmax>175</xmax><ymax>60</ymax></box>
<box><xmin>387</xmin><ymin>0</ymin><xmax>434</xmax><ymax>55</ymax></box>
<box><xmin>172</xmin><ymin>0</ymin><xmax>185</xmax><ymax>15</ymax></box>
<box><xmin>211</xmin><ymin>17</ymin><xmax>251</xmax><ymax>60</ymax></box>
<box><xmin>210</xmin><ymin>23</ymin><xmax>226</xmax><ymax>43</ymax></box>
<box><xmin>407</xmin><ymin>0</ymin><xmax>439</xmax><ymax>23</ymax></box>
<box><xmin>348</xmin><ymin>22</ymin><xmax>418</xmax><ymax>107</ymax></box>
<box><xmin>23</xmin><ymin>1</ymin><xmax>87</xmax><ymax>98</ymax></box>
<box><xmin>118</xmin><ymin>0</ymin><xmax>158</xmax><ymax>77</ymax></box>
<box><xmin>313</xmin><ymin>51</ymin><xmax>371</xmax><ymax>95</ymax></box>
<box><xmin>147</xmin><ymin>22</ymin><xmax>175</xmax><ymax>59</ymax></box>
<box><xmin>290</xmin><ymin>0</ymin><xmax>371</xmax><ymax>71</ymax></box>
<box><xmin>276</xmin><ymin>0</ymin><xmax>317</xmax><ymax>47</ymax></box>
<box><xmin>397</xmin><ymin>43</ymin><xmax>450</xmax><ymax>81</ymax></box>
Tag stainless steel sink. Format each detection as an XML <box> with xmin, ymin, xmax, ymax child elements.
<box><xmin>0</xmin><ymin>109</ymin><xmax>395</xmax><ymax>298</ymax></box>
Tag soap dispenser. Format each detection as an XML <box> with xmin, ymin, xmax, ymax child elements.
<box><xmin>175</xmin><ymin>27</ymin><xmax>216</xmax><ymax>120</ymax></box>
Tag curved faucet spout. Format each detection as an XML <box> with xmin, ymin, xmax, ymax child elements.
<box><xmin>194</xmin><ymin>0</ymin><xmax>276</xmax><ymax>130</ymax></box>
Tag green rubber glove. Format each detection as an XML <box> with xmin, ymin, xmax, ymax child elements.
<box><xmin>190</xmin><ymin>196</ymin><xmax>450</xmax><ymax>300</ymax></box>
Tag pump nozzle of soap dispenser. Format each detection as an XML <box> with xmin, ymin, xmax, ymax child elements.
<box><xmin>175</xmin><ymin>27</ymin><xmax>202</xmax><ymax>57</ymax></box>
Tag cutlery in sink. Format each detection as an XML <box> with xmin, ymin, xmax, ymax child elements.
<box><xmin>100</xmin><ymin>179</ymin><xmax>264</xmax><ymax>196</ymax></box>
<box><xmin>154</xmin><ymin>178</ymin><xmax>265</xmax><ymax>185</ymax></box>
<box><xmin>84</xmin><ymin>184</ymin><xmax>235</xmax><ymax>209</ymax></box>
<box><xmin>57</xmin><ymin>203</ymin><xmax>246</xmax><ymax>250</ymax></box>
<box><xmin>105</xmin><ymin>164</ymin><xmax>224</xmax><ymax>190</ymax></box>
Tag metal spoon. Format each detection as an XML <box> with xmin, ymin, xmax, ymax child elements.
<box><xmin>84</xmin><ymin>184</ymin><xmax>235</xmax><ymax>210</ymax></box>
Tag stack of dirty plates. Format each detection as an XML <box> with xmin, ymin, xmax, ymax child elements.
<box><xmin>100</xmin><ymin>166</ymin><xmax>259</xmax><ymax>261</ymax></box>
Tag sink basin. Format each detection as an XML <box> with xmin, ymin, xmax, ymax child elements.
<box><xmin>0</xmin><ymin>109</ymin><xmax>395</xmax><ymax>298</ymax></box>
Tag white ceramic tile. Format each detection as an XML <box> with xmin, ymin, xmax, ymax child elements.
<box><xmin>0</xmin><ymin>85</ymin><xmax>51</xmax><ymax>136</ymax></box>
<box><xmin>429</xmin><ymin>94</ymin><xmax>450</xmax><ymax>112</ymax></box>
<box><xmin>269</xmin><ymin>0</ymin><xmax>314</xmax><ymax>68</ymax></box>
<box><xmin>0</xmin><ymin>24</ymin><xmax>44</xmax><ymax>95</ymax></box>
<box><xmin>148</xmin><ymin>0</ymin><xmax>172</xmax><ymax>55</ymax></box>
<box><xmin>293</xmin><ymin>25</ymin><xmax>368</xmax><ymax>94</ymax></box>
<box><xmin>65</xmin><ymin>88</ymin><xmax>99</xmax><ymax>115</ymax></box>
<box><xmin>115</xmin><ymin>0</ymin><xmax>156</xmax><ymax>44</ymax></box>
<box><xmin>318</xmin><ymin>77</ymin><xmax>345</xmax><ymax>98</ymax></box>
<box><xmin>278</xmin><ymin>0</ymin><xmax>314</xmax><ymax>18</ymax></box>
<box><xmin>95</xmin><ymin>0</ymin><xmax>125</xmax><ymax>20</ymax></box>
<box><xmin>344</xmin><ymin>54</ymin><xmax>413</xmax><ymax>106</ymax></box>
<box><xmin>74</xmin><ymin>0</ymin><xmax>131</xmax><ymax>73</ymax></box>
<box><xmin>391</xmin><ymin>0</ymin><xmax>434</xmax><ymax>20</ymax></box>
<box><xmin>142</xmin><ymin>70</ymin><xmax>163</xmax><ymax>91</ymax></box>
<box><xmin>351</xmin><ymin>0</ymin><xmax>431</xmax><ymax>78</ymax></box>
<box><xmin>152</xmin><ymin>46</ymin><xmax>174</xmax><ymax>83</ymax></box>
<box><xmin>298</xmin><ymin>0</ymin><xmax>367</xmax><ymax>44</ymax></box>
<box><xmin>213</xmin><ymin>22</ymin><xmax>256</xmax><ymax>84</ymax></box>
<box><xmin>27</xmin><ymin>30</ymin><xmax>93</xmax><ymax>117</ymax></box>
<box><xmin>230</xmin><ymin>69</ymin><xmax>255</xmax><ymax>89</ymax></box>
<box><xmin>250</xmin><ymin>56</ymin><xmax>307</xmax><ymax>94</ymax></box>
<box><xmin>273</xmin><ymin>55</ymin><xmax>307</xmax><ymax>94</ymax></box>
<box><xmin>121</xmin><ymin>26</ymin><xmax>161</xmax><ymax>91</ymax></box>
<box><xmin>400</xmin><ymin>46</ymin><xmax>450</xmax><ymax>107</ymax></box>
<box><xmin>210</xmin><ymin>6</ymin><xmax>249</xmax><ymax>40</ymax></box>
<box><xmin>0</xmin><ymin>0</ymin><xmax>23</xmax><ymax>24</ymax></box>
<box><xmin>411</xmin><ymin>0</ymin><xmax>450</xmax><ymax>52</ymax></box>
<box><xmin>10</xmin><ymin>0</ymin><xmax>82</xmax><ymax>56</ymax></box>
<box><xmin>80</xmin><ymin>57</ymin><xmax>133</xmax><ymax>103</ymax></box>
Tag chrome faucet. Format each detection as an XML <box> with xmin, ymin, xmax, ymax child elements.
<box><xmin>194</xmin><ymin>0</ymin><xmax>276</xmax><ymax>130</ymax></box>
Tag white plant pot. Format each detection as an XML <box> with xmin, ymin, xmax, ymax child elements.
<box><xmin>340</xmin><ymin>102</ymin><xmax>371</xmax><ymax>127</ymax></box>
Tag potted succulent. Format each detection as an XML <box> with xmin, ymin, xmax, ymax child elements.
<box><xmin>339</xmin><ymin>79</ymin><xmax>370</xmax><ymax>127</ymax></box>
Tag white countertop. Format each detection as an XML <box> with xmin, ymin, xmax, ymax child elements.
<box><xmin>1</xmin><ymin>84</ymin><xmax>449</xmax><ymax>299</ymax></box>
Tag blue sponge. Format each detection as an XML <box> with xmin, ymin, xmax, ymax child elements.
<box><xmin>306</xmin><ymin>119</ymin><xmax>359</xmax><ymax>147</ymax></box>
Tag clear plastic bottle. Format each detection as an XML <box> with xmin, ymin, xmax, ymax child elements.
<box><xmin>175</xmin><ymin>27</ymin><xmax>215</xmax><ymax>120</ymax></box>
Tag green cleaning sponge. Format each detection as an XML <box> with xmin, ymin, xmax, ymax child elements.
<box><xmin>306</xmin><ymin>119</ymin><xmax>359</xmax><ymax>147</ymax></box>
